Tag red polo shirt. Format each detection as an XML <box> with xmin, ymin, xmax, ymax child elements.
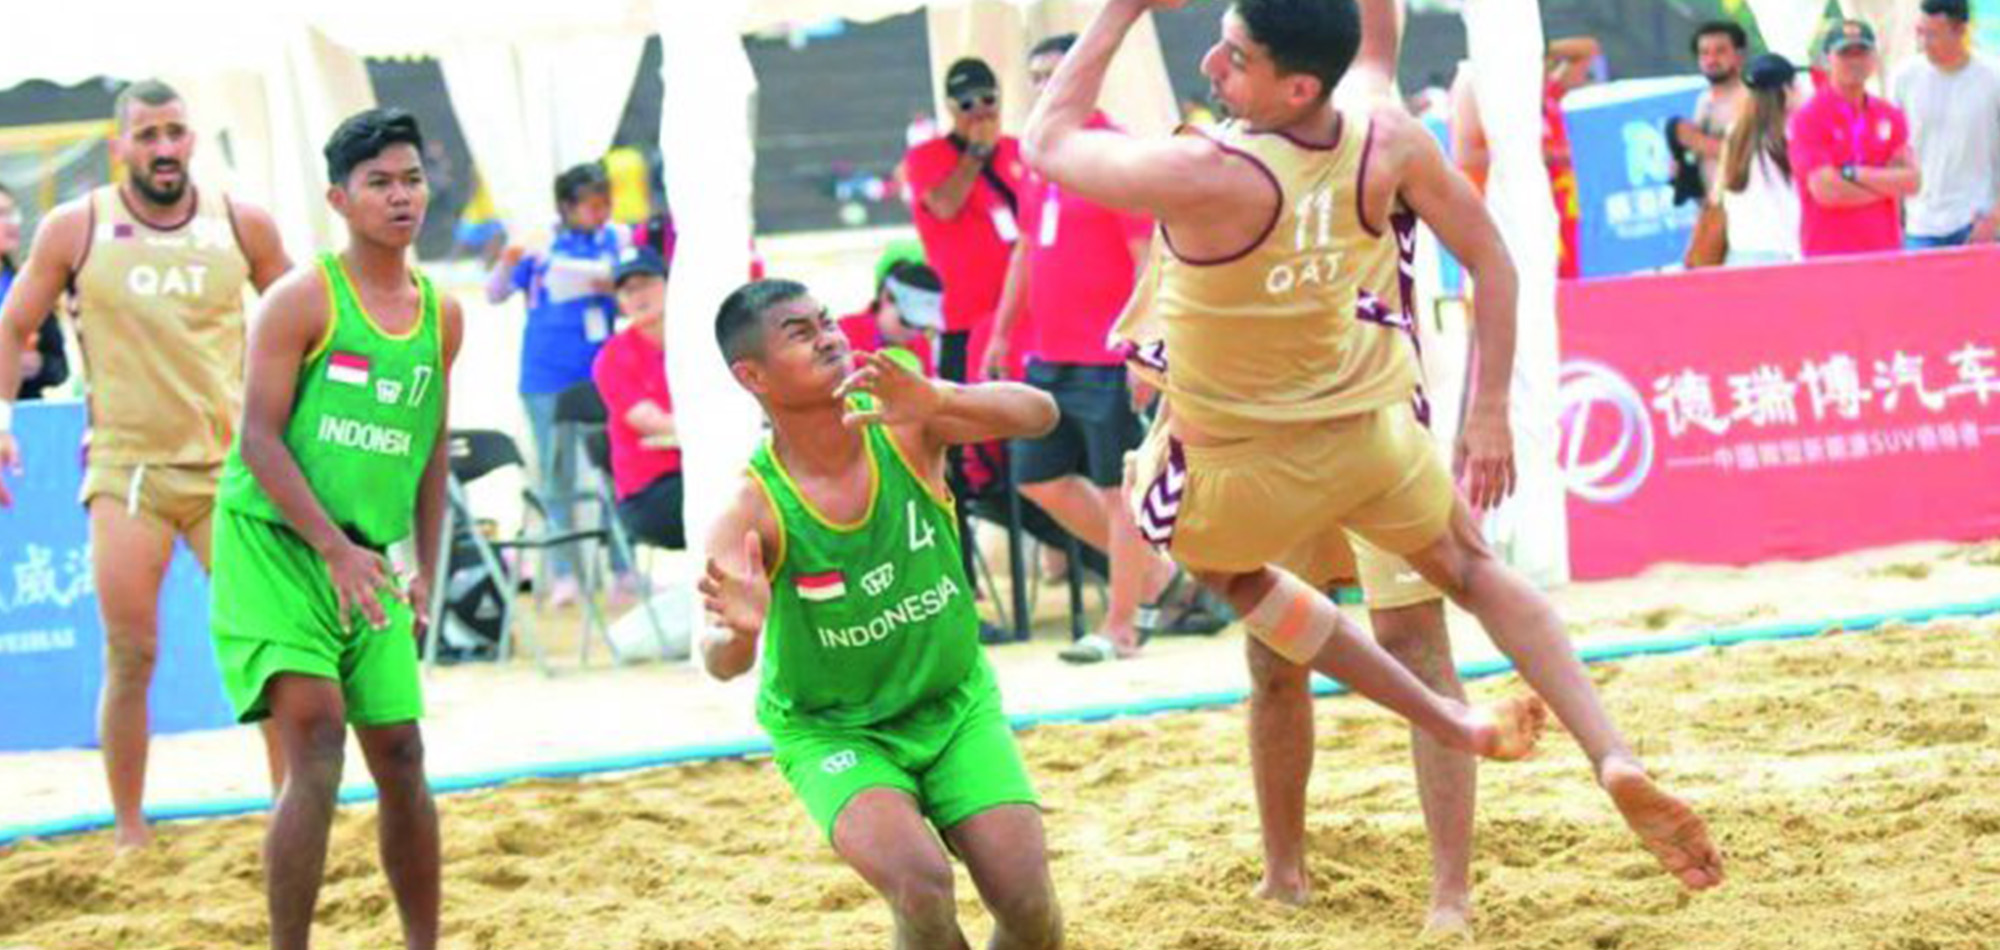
<box><xmin>903</xmin><ymin>135</ymin><xmax>1027</xmax><ymax>338</ymax></box>
<box><xmin>590</xmin><ymin>327</ymin><xmax>681</xmax><ymax>501</ymax></box>
<box><xmin>1789</xmin><ymin>89</ymin><xmax>1910</xmax><ymax>257</ymax></box>
<box><xmin>1016</xmin><ymin>113</ymin><xmax>1152</xmax><ymax>367</ymax></box>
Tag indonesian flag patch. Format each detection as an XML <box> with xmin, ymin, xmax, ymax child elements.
<box><xmin>327</xmin><ymin>351</ymin><xmax>371</xmax><ymax>387</ymax></box>
<box><xmin>795</xmin><ymin>571</ymin><xmax>846</xmax><ymax>603</ymax></box>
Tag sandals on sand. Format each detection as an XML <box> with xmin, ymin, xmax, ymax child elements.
<box><xmin>1136</xmin><ymin>569</ymin><xmax>1231</xmax><ymax>642</ymax></box>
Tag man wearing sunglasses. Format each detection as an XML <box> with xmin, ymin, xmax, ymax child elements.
<box><xmin>903</xmin><ymin>57</ymin><xmax>1029</xmax><ymax>387</ymax></box>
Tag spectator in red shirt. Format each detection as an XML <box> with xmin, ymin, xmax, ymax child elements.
<box><xmin>590</xmin><ymin>247</ymin><xmax>685</xmax><ymax>550</ymax></box>
<box><xmin>1790</xmin><ymin>19</ymin><xmax>1922</xmax><ymax>257</ymax></box>
<box><xmin>902</xmin><ymin>57</ymin><xmax>1030</xmax><ymax>384</ymax></box>
<box><xmin>838</xmin><ymin>256</ymin><xmax>943</xmax><ymax>376</ymax></box>
<box><xmin>984</xmin><ymin>34</ymin><xmax>1222</xmax><ymax>662</ymax></box>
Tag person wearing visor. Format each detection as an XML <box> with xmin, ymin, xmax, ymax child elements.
<box><xmin>591</xmin><ymin>246</ymin><xmax>686</xmax><ymax>551</ymax></box>
<box><xmin>840</xmin><ymin>242</ymin><xmax>943</xmax><ymax>376</ymax></box>
<box><xmin>1790</xmin><ymin>18</ymin><xmax>1920</xmax><ymax>257</ymax></box>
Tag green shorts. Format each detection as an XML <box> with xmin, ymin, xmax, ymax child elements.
<box><xmin>766</xmin><ymin>674</ymin><xmax>1038</xmax><ymax>844</ymax></box>
<box><xmin>209</xmin><ymin>508</ymin><xmax>423</xmax><ymax>727</ymax></box>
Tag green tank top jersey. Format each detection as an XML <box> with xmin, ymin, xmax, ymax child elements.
<box><xmin>749</xmin><ymin>423</ymin><xmax>988</xmax><ymax>730</ymax></box>
<box><xmin>218</xmin><ymin>253</ymin><xmax>445</xmax><ymax>550</ymax></box>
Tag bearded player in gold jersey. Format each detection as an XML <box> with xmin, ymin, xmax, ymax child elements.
<box><xmin>0</xmin><ymin>80</ymin><xmax>293</xmax><ymax>850</ymax></box>
<box><xmin>1027</xmin><ymin>0</ymin><xmax>1722</xmax><ymax>893</ymax></box>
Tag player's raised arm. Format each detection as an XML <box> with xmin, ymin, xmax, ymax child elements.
<box><xmin>698</xmin><ymin>480</ymin><xmax>780</xmax><ymax>681</ymax></box>
<box><xmin>836</xmin><ymin>349</ymin><xmax>1056</xmax><ymax>448</ymax></box>
<box><xmin>1023</xmin><ymin>0</ymin><xmax>1256</xmax><ymax>223</ymax></box>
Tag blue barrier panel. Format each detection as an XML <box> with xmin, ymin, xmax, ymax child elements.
<box><xmin>0</xmin><ymin>401</ymin><xmax>234</xmax><ymax>753</ymax></box>
<box><xmin>1565</xmin><ymin>76</ymin><xmax>1706</xmax><ymax>278</ymax></box>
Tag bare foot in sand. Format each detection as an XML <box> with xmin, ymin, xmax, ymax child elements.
<box><xmin>1253</xmin><ymin>861</ymin><xmax>1311</xmax><ymax>907</ymax></box>
<box><xmin>1600</xmin><ymin>757</ymin><xmax>1724</xmax><ymax>890</ymax></box>
<box><xmin>112</xmin><ymin>822</ymin><xmax>152</xmax><ymax>854</ymax></box>
<box><xmin>1419</xmin><ymin>903</ymin><xmax>1474</xmax><ymax>943</ymax></box>
<box><xmin>1468</xmin><ymin>695</ymin><xmax>1546</xmax><ymax>761</ymax></box>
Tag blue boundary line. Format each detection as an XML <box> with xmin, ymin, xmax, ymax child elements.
<box><xmin>5</xmin><ymin>596</ymin><xmax>1996</xmax><ymax>848</ymax></box>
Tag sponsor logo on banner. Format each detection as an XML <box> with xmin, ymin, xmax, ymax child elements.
<box><xmin>796</xmin><ymin>571</ymin><xmax>846</xmax><ymax>603</ymax></box>
<box><xmin>1557</xmin><ymin>360</ymin><xmax>1656</xmax><ymax>503</ymax></box>
<box><xmin>327</xmin><ymin>352</ymin><xmax>371</xmax><ymax>387</ymax></box>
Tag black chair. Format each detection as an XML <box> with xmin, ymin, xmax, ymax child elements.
<box><xmin>424</xmin><ymin>428</ymin><xmax>615</xmax><ymax>673</ymax></box>
<box><xmin>552</xmin><ymin>381</ymin><xmax>675</xmax><ymax>658</ymax></box>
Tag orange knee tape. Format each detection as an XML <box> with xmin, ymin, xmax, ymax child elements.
<box><xmin>1245</xmin><ymin>572</ymin><xmax>1335</xmax><ymax>665</ymax></box>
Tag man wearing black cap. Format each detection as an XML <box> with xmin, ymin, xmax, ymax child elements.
<box><xmin>903</xmin><ymin>57</ymin><xmax>1029</xmax><ymax>386</ymax></box>
<box><xmin>591</xmin><ymin>246</ymin><xmax>686</xmax><ymax>551</ymax></box>
<box><xmin>1790</xmin><ymin>18</ymin><xmax>1921</xmax><ymax>257</ymax></box>
<box><xmin>1893</xmin><ymin>0</ymin><xmax>2000</xmax><ymax>248</ymax></box>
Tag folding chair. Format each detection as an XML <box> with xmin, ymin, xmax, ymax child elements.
<box><xmin>553</xmin><ymin>381</ymin><xmax>674</xmax><ymax>659</ymax></box>
<box><xmin>424</xmin><ymin>428</ymin><xmax>615</xmax><ymax>675</ymax></box>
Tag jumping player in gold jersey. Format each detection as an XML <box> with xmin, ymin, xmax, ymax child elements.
<box><xmin>1027</xmin><ymin>0</ymin><xmax>1722</xmax><ymax>893</ymax></box>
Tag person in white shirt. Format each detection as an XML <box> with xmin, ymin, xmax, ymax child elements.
<box><xmin>1893</xmin><ymin>0</ymin><xmax>2000</xmax><ymax>247</ymax></box>
<box><xmin>1717</xmin><ymin>54</ymin><xmax>1805</xmax><ymax>265</ymax></box>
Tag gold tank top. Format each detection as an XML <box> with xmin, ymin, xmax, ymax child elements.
<box><xmin>1111</xmin><ymin>112</ymin><xmax>1419</xmax><ymax>438</ymax></box>
<box><xmin>71</xmin><ymin>186</ymin><xmax>252</xmax><ymax>466</ymax></box>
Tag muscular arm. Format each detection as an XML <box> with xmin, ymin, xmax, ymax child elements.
<box><xmin>229</xmin><ymin>198</ymin><xmax>293</xmax><ymax>293</ymax></box>
<box><xmin>1023</xmin><ymin>0</ymin><xmax>1265</xmax><ymax>231</ymax></box>
<box><xmin>699</xmin><ymin>480</ymin><xmax>779</xmax><ymax>681</ymax></box>
<box><xmin>237</xmin><ymin>271</ymin><xmax>351</xmax><ymax>556</ymax></box>
<box><xmin>1396</xmin><ymin>117</ymin><xmax>1517</xmax><ymax>416</ymax></box>
<box><xmin>924</xmin><ymin>380</ymin><xmax>1057</xmax><ymax>448</ymax></box>
<box><xmin>412</xmin><ymin>296</ymin><xmax>465</xmax><ymax>596</ymax></box>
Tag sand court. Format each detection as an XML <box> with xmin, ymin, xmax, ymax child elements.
<box><xmin>3</xmin><ymin>548</ymin><xmax>1996</xmax><ymax>949</ymax></box>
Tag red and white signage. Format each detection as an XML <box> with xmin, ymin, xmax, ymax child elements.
<box><xmin>1556</xmin><ymin>246</ymin><xmax>2000</xmax><ymax>579</ymax></box>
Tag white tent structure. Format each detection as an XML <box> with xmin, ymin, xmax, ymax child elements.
<box><xmin>5</xmin><ymin>0</ymin><xmax>1891</xmax><ymax>609</ymax></box>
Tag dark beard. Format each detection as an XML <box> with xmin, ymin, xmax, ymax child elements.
<box><xmin>1704</xmin><ymin>69</ymin><xmax>1739</xmax><ymax>87</ymax></box>
<box><xmin>129</xmin><ymin>167</ymin><xmax>186</xmax><ymax>207</ymax></box>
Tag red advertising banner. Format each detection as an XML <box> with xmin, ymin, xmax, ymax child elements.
<box><xmin>1557</xmin><ymin>246</ymin><xmax>2000</xmax><ymax>580</ymax></box>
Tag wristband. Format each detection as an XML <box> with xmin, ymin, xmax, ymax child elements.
<box><xmin>0</xmin><ymin>400</ymin><xmax>12</xmax><ymax>435</ymax></box>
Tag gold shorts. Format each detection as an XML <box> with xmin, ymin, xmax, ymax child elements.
<box><xmin>1131</xmin><ymin>402</ymin><xmax>1455</xmax><ymax>590</ymax></box>
<box><xmin>1275</xmin><ymin>530</ymin><xmax>1441</xmax><ymax>611</ymax></box>
<box><xmin>79</xmin><ymin>461</ymin><xmax>222</xmax><ymax>538</ymax></box>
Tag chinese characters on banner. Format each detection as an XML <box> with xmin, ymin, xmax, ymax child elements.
<box><xmin>0</xmin><ymin>402</ymin><xmax>232</xmax><ymax>752</ymax></box>
<box><xmin>1556</xmin><ymin>246</ymin><xmax>2000</xmax><ymax>579</ymax></box>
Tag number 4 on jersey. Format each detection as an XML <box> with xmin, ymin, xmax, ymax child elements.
<box><xmin>907</xmin><ymin>500</ymin><xmax>937</xmax><ymax>552</ymax></box>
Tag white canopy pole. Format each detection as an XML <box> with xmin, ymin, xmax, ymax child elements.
<box><xmin>440</xmin><ymin>44</ymin><xmax>555</xmax><ymax>241</ymax></box>
<box><xmin>657</xmin><ymin>0</ymin><xmax>764</xmax><ymax>649</ymax></box>
<box><xmin>1463</xmin><ymin>0</ymin><xmax>1567</xmax><ymax>586</ymax></box>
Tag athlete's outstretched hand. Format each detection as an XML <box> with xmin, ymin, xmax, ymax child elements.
<box><xmin>326</xmin><ymin>540</ymin><xmax>392</xmax><ymax>629</ymax></box>
<box><xmin>836</xmin><ymin>350</ymin><xmax>946</xmax><ymax>429</ymax></box>
<box><xmin>700</xmin><ymin>530</ymin><xmax>770</xmax><ymax>641</ymax></box>
<box><xmin>0</xmin><ymin>431</ymin><xmax>19</xmax><ymax>508</ymax></box>
<box><xmin>1456</xmin><ymin>403</ymin><xmax>1517</xmax><ymax>511</ymax></box>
